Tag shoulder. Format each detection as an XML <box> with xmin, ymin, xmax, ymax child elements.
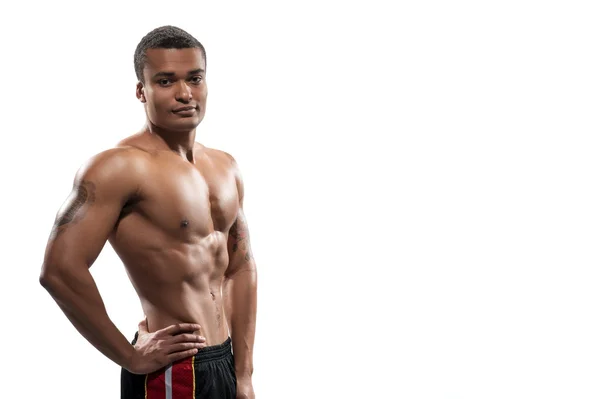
<box><xmin>73</xmin><ymin>146</ymin><xmax>146</xmax><ymax>195</ymax></box>
<box><xmin>200</xmin><ymin>145</ymin><xmax>245</xmax><ymax>197</ymax></box>
<box><xmin>200</xmin><ymin>145</ymin><xmax>242</xmax><ymax>173</ymax></box>
<box><xmin>77</xmin><ymin>146</ymin><xmax>143</xmax><ymax>176</ymax></box>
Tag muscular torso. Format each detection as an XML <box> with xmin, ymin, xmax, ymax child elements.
<box><xmin>108</xmin><ymin>133</ymin><xmax>239</xmax><ymax>345</ymax></box>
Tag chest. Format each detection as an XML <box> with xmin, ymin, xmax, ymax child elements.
<box><xmin>137</xmin><ymin>160</ymin><xmax>239</xmax><ymax>237</ymax></box>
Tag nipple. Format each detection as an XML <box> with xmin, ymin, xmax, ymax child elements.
<box><xmin>181</xmin><ymin>219</ymin><xmax>189</xmax><ymax>228</ymax></box>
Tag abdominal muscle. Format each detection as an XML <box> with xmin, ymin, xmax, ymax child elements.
<box><xmin>111</xmin><ymin>230</ymin><xmax>231</xmax><ymax>346</ymax></box>
<box><xmin>142</xmin><ymin>282</ymin><xmax>230</xmax><ymax>346</ymax></box>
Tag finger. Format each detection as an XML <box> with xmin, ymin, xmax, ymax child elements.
<box><xmin>159</xmin><ymin>323</ymin><xmax>202</xmax><ymax>336</ymax></box>
<box><xmin>167</xmin><ymin>348</ymin><xmax>200</xmax><ymax>363</ymax></box>
<box><xmin>138</xmin><ymin>318</ymin><xmax>149</xmax><ymax>334</ymax></box>
<box><xmin>169</xmin><ymin>334</ymin><xmax>206</xmax><ymax>344</ymax></box>
<box><xmin>167</xmin><ymin>342</ymin><xmax>207</xmax><ymax>354</ymax></box>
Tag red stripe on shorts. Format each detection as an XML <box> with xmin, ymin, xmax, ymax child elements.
<box><xmin>171</xmin><ymin>357</ymin><xmax>195</xmax><ymax>397</ymax></box>
<box><xmin>146</xmin><ymin>368</ymin><xmax>166</xmax><ymax>399</ymax></box>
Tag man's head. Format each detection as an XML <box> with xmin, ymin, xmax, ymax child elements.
<box><xmin>134</xmin><ymin>26</ymin><xmax>208</xmax><ymax>132</ymax></box>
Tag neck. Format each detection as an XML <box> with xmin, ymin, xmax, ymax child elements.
<box><xmin>142</xmin><ymin>121</ymin><xmax>198</xmax><ymax>162</ymax></box>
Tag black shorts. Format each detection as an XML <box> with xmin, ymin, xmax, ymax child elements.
<box><xmin>121</xmin><ymin>332</ymin><xmax>237</xmax><ymax>399</ymax></box>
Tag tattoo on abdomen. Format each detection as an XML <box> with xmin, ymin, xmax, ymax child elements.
<box><xmin>51</xmin><ymin>180</ymin><xmax>96</xmax><ymax>239</ymax></box>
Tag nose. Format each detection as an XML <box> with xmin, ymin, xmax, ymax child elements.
<box><xmin>175</xmin><ymin>81</ymin><xmax>192</xmax><ymax>102</ymax></box>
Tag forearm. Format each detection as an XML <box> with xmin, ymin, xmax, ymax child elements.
<box><xmin>40</xmin><ymin>266</ymin><xmax>134</xmax><ymax>370</ymax></box>
<box><xmin>227</xmin><ymin>267</ymin><xmax>257</xmax><ymax>378</ymax></box>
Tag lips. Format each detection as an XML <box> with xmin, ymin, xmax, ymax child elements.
<box><xmin>173</xmin><ymin>106</ymin><xmax>197</xmax><ymax>113</ymax></box>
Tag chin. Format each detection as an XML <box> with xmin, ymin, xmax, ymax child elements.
<box><xmin>181</xmin><ymin>122</ymin><xmax>203</xmax><ymax>131</ymax></box>
<box><xmin>167</xmin><ymin>118</ymin><xmax>202</xmax><ymax>131</ymax></box>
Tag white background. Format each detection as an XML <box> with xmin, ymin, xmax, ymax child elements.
<box><xmin>1</xmin><ymin>1</ymin><xmax>599</xmax><ymax>398</ymax></box>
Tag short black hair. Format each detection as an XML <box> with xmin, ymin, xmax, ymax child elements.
<box><xmin>134</xmin><ymin>25</ymin><xmax>206</xmax><ymax>83</ymax></box>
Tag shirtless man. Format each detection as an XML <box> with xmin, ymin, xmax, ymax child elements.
<box><xmin>39</xmin><ymin>25</ymin><xmax>257</xmax><ymax>399</ymax></box>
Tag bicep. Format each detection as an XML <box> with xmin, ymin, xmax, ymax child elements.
<box><xmin>225</xmin><ymin>208</ymin><xmax>255</xmax><ymax>277</ymax></box>
<box><xmin>42</xmin><ymin>153</ymin><xmax>136</xmax><ymax>274</ymax></box>
<box><xmin>224</xmin><ymin>152</ymin><xmax>255</xmax><ymax>275</ymax></box>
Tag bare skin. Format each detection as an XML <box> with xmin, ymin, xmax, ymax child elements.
<box><xmin>39</xmin><ymin>47</ymin><xmax>257</xmax><ymax>398</ymax></box>
<box><xmin>108</xmin><ymin>135</ymin><xmax>243</xmax><ymax>344</ymax></box>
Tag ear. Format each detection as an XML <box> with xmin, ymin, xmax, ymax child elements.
<box><xmin>136</xmin><ymin>82</ymin><xmax>146</xmax><ymax>103</ymax></box>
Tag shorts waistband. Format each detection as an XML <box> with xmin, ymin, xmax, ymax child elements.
<box><xmin>131</xmin><ymin>332</ymin><xmax>232</xmax><ymax>362</ymax></box>
<box><xmin>194</xmin><ymin>336</ymin><xmax>232</xmax><ymax>362</ymax></box>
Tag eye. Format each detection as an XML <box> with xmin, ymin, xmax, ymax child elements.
<box><xmin>158</xmin><ymin>79</ymin><xmax>171</xmax><ymax>86</ymax></box>
<box><xmin>191</xmin><ymin>76</ymin><xmax>203</xmax><ymax>84</ymax></box>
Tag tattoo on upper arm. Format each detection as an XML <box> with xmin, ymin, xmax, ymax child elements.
<box><xmin>228</xmin><ymin>214</ymin><xmax>254</xmax><ymax>262</ymax></box>
<box><xmin>51</xmin><ymin>180</ymin><xmax>96</xmax><ymax>239</ymax></box>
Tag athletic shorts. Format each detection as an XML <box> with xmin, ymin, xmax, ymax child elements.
<box><xmin>121</xmin><ymin>332</ymin><xmax>237</xmax><ymax>399</ymax></box>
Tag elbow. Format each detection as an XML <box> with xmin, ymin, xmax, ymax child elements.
<box><xmin>39</xmin><ymin>262</ymin><xmax>52</xmax><ymax>287</ymax></box>
<box><xmin>39</xmin><ymin>268</ymin><xmax>75</xmax><ymax>301</ymax></box>
<box><xmin>225</xmin><ymin>262</ymin><xmax>257</xmax><ymax>280</ymax></box>
<box><xmin>39</xmin><ymin>262</ymin><xmax>69</xmax><ymax>292</ymax></box>
<box><xmin>39</xmin><ymin>267</ymin><xmax>59</xmax><ymax>291</ymax></box>
<box><xmin>39</xmin><ymin>272</ymin><xmax>49</xmax><ymax>287</ymax></box>
<box><xmin>39</xmin><ymin>274</ymin><xmax>59</xmax><ymax>299</ymax></box>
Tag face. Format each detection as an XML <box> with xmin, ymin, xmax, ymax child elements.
<box><xmin>136</xmin><ymin>48</ymin><xmax>207</xmax><ymax>132</ymax></box>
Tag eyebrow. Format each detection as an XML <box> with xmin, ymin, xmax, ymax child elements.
<box><xmin>152</xmin><ymin>68</ymin><xmax>205</xmax><ymax>79</ymax></box>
